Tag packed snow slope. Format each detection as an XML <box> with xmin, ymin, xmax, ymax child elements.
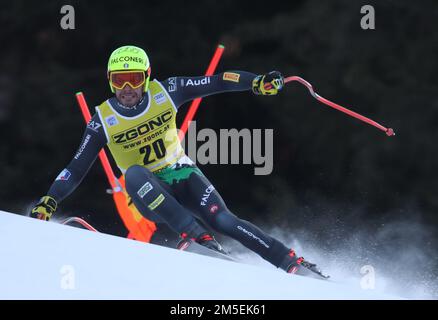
<box><xmin>0</xmin><ymin>210</ymin><xmax>397</xmax><ymax>299</ymax></box>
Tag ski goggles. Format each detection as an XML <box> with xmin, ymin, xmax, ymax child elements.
<box><xmin>109</xmin><ymin>70</ymin><xmax>146</xmax><ymax>90</ymax></box>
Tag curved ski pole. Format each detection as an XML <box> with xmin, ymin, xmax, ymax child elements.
<box><xmin>284</xmin><ymin>76</ymin><xmax>395</xmax><ymax>137</ymax></box>
<box><xmin>61</xmin><ymin>217</ymin><xmax>99</xmax><ymax>232</ymax></box>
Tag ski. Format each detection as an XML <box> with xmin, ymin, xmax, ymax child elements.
<box><xmin>60</xmin><ymin>217</ymin><xmax>99</xmax><ymax>232</ymax></box>
<box><xmin>179</xmin><ymin>240</ymin><xmax>237</xmax><ymax>263</ymax></box>
<box><xmin>300</xmin><ymin>260</ymin><xmax>330</xmax><ymax>280</ymax></box>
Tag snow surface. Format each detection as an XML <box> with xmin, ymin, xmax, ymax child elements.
<box><xmin>0</xmin><ymin>210</ymin><xmax>398</xmax><ymax>299</ymax></box>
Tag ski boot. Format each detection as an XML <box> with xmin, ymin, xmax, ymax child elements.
<box><xmin>177</xmin><ymin>232</ymin><xmax>228</xmax><ymax>255</ymax></box>
<box><xmin>279</xmin><ymin>249</ymin><xmax>329</xmax><ymax>279</ymax></box>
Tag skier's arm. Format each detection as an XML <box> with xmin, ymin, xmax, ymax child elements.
<box><xmin>30</xmin><ymin>114</ymin><xmax>107</xmax><ymax>220</ymax></box>
<box><xmin>48</xmin><ymin>114</ymin><xmax>107</xmax><ymax>202</ymax></box>
<box><xmin>159</xmin><ymin>71</ymin><xmax>260</xmax><ymax>108</ymax></box>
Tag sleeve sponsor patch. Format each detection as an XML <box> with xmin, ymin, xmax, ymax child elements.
<box><xmin>137</xmin><ymin>182</ymin><xmax>153</xmax><ymax>198</ymax></box>
<box><xmin>184</xmin><ymin>77</ymin><xmax>211</xmax><ymax>86</ymax></box>
<box><xmin>223</xmin><ymin>72</ymin><xmax>240</xmax><ymax>83</ymax></box>
<box><xmin>148</xmin><ymin>193</ymin><xmax>165</xmax><ymax>210</ymax></box>
<box><xmin>56</xmin><ymin>169</ymin><xmax>71</xmax><ymax>181</ymax></box>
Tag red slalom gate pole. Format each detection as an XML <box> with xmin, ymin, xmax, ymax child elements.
<box><xmin>178</xmin><ymin>44</ymin><xmax>225</xmax><ymax>141</ymax></box>
<box><xmin>75</xmin><ymin>92</ymin><xmax>157</xmax><ymax>242</ymax></box>
<box><xmin>75</xmin><ymin>92</ymin><xmax>121</xmax><ymax>191</ymax></box>
<box><xmin>285</xmin><ymin>76</ymin><xmax>395</xmax><ymax>137</ymax></box>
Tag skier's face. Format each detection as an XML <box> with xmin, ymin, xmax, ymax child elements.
<box><xmin>115</xmin><ymin>84</ymin><xmax>143</xmax><ymax>107</ymax></box>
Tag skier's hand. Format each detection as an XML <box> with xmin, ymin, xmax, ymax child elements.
<box><xmin>30</xmin><ymin>196</ymin><xmax>57</xmax><ymax>221</ymax></box>
<box><xmin>252</xmin><ymin>71</ymin><xmax>284</xmax><ymax>95</ymax></box>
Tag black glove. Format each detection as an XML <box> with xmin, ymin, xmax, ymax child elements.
<box><xmin>30</xmin><ymin>196</ymin><xmax>57</xmax><ymax>221</ymax></box>
<box><xmin>252</xmin><ymin>71</ymin><xmax>284</xmax><ymax>95</ymax></box>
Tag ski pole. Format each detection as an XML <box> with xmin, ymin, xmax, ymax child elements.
<box><xmin>284</xmin><ymin>76</ymin><xmax>395</xmax><ymax>137</ymax></box>
<box><xmin>178</xmin><ymin>44</ymin><xmax>225</xmax><ymax>141</ymax></box>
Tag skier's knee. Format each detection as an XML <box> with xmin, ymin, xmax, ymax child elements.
<box><xmin>126</xmin><ymin>165</ymin><xmax>153</xmax><ymax>182</ymax></box>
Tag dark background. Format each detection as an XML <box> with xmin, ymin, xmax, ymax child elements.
<box><xmin>1</xmin><ymin>0</ymin><xmax>437</xmax><ymax>277</ymax></box>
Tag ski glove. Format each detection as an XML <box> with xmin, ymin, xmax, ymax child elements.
<box><xmin>252</xmin><ymin>71</ymin><xmax>284</xmax><ymax>95</ymax></box>
<box><xmin>30</xmin><ymin>196</ymin><xmax>57</xmax><ymax>221</ymax></box>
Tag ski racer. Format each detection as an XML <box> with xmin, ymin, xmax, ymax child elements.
<box><xmin>30</xmin><ymin>45</ymin><xmax>326</xmax><ymax>277</ymax></box>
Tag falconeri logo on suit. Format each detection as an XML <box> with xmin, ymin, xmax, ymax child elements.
<box><xmin>74</xmin><ymin>134</ymin><xmax>91</xmax><ymax>160</ymax></box>
<box><xmin>200</xmin><ymin>185</ymin><xmax>215</xmax><ymax>206</ymax></box>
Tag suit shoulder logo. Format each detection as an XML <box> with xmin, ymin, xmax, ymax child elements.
<box><xmin>87</xmin><ymin>120</ymin><xmax>102</xmax><ymax>132</ymax></box>
<box><xmin>168</xmin><ymin>77</ymin><xmax>177</xmax><ymax>92</ymax></box>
